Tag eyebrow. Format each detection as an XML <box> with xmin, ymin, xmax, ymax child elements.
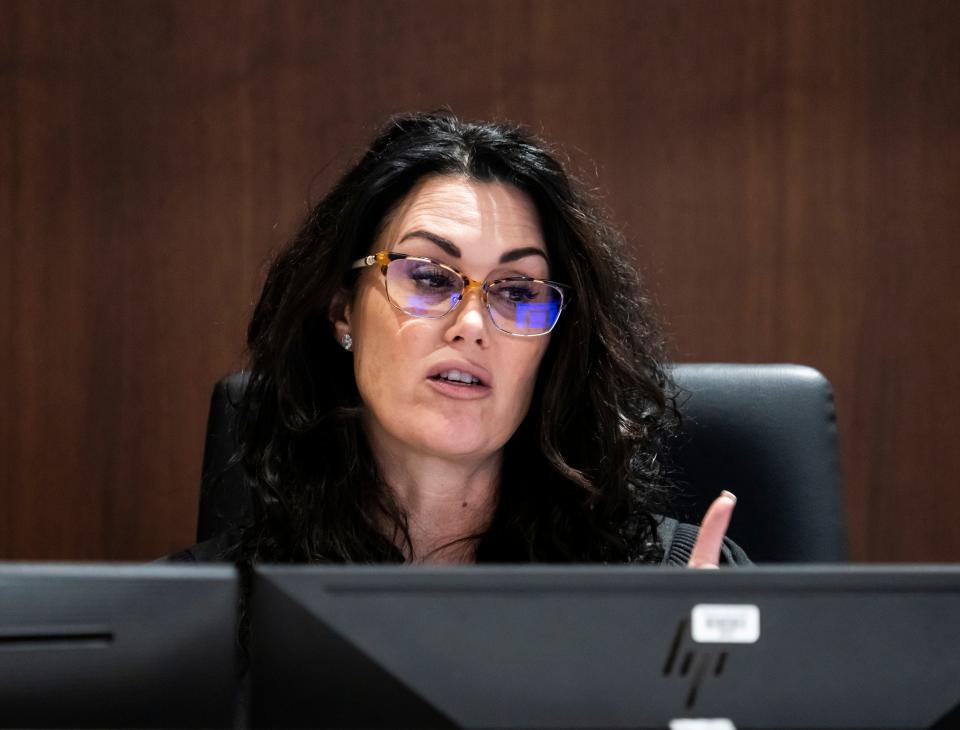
<box><xmin>397</xmin><ymin>230</ymin><xmax>549</xmax><ymax>265</ymax></box>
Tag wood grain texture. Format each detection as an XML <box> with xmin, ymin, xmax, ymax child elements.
<box><xmin>2</xmin><ymin>0</ymin><xmax>958</xmax><ymax>560</ymax></box>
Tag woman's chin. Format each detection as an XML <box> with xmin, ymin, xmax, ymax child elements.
<box><xmin>409</xmin><ymin>426</ymin><xmax>502</xmax><ymax>461</ymax></box>
<box><xmin>422</xmin><ymin>437</ymin><xmax>498</xmax><ymax>461</ymax></box>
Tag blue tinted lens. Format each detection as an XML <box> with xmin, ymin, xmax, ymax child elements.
<box><xmin>387</xmin><ymin>258</ymin><xmax>461</xmax><ymax>316</ymax></box>
<box><xmin>513</xmin><ymin>300</ymin><xmax>560</xmax><ymax>331</ymax></box>
<box><xmin>487</xmin><ymin>281</ymin><xmax>562</xmax><ymax>334</ymax></box>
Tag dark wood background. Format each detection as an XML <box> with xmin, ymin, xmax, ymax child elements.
<box><xmin>2</xmin><ymin>0</ymin><xmax>958</xmax><ymax>561</ymax></box>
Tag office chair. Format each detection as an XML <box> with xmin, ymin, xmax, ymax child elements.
<box><xmin>196</xmin><ymin>364</ymin><xmax>847</xmax><ymax>562</ymax></box>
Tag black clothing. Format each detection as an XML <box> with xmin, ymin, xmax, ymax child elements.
<box><xmin>656</xmin><ymin>516</ymin><xmax>751</xmax><ymax>565</ymax></box>
<box><xmin>165</xmin><ymin>516</ymin><xmax>751</xmax><ymax>565</ymax></box>
<box><xmin>166</xmin><ymin>528</ymin><xmax>241</xmax><ymax>563</ymax></box>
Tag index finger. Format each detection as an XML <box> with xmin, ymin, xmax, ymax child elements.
<box><xmin>687</xmin><ymin>491</ymin><xmax>737</xmax><ymax>569</ymax></box>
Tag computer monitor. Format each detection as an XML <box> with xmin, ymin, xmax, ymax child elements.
<box><xmin>249</xmin><ymin>565</ymin><xmax>960</xmax><ymax>729</ymax></box>
<box><xmin>0</xmin><ymin>563</ymin><xmax>239</xmax><ymax>728</ymax></box>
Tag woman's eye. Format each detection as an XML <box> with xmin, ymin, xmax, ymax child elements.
<box><xmin>409</xmin><ymin>267</ymin><xmax>456</xmax><ymax>289</ymax></box>
<box><xmin>499</xmin><ymin>285</ymin><xmax>539</xmax><ymax>303</ymax></box>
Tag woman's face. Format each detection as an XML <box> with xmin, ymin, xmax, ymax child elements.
<box><xmin>335</xmin><ymin>175</ymin><xmax>552</xmax><ymax>464</ymax></box>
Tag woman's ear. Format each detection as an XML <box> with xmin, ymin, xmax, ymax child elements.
<box><xmin>329</xmin><ymin>288</ymin><xmax>353</xmax><ymax>344</ymax></box>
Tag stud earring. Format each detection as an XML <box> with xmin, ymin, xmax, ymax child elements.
<box><xmin>341</xmin><ymin>333</ymin><xmax>353</xmax><ymax>351</ymax></box>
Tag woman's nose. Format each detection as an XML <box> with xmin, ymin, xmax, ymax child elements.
<box><xmin>445</xmin><ymin>287</ymin><xmax>489</xmax><ymax>347</ymax></box>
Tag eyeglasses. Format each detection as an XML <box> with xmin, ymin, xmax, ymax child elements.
<box><xmin>351</xmin><ymin>250</ymin><xmax>570</xmax><ymax>336</ymax></box>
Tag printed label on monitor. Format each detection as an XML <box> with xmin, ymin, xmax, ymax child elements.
<box><xmin>690</xmin><ymin>604</ymin><xmax>760</xmax><ymax>644</ymax></box>
<box><xmin>669</xmin><ymin>719</ymin><xmax>737</xmax><ymax>730</ymax></box>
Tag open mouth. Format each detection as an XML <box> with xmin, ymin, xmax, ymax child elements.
<box><xmin>429</xmin><ymin>369</ymin><xmax>484</xmax><ymax>386</ymax></box>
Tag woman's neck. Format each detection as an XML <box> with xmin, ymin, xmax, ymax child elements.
<box><xmin>367</xmin><ymin>432</ymin><xmax>501</xmax><ymax>564</ymax></box>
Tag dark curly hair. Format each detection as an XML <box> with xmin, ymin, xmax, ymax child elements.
<box><xmin>234</xmin><ymin>111</ymin><xmax>678</xmax><ymax>565</ymax></box>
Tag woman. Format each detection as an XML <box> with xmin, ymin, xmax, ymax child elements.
<box><xmin>176</xmin><ymin>112</ymin><xmax>746</xmax><ymax>568</ymax></box>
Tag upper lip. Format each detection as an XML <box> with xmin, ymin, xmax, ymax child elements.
<box><xmin>426</xmin><ymin>359</ymin><xmax>493</xmax><ymax>387</ymax></box>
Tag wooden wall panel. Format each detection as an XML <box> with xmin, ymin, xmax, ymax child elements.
<box><xmin>2</xmin><ymin>0</ymin><xmax>958</xmax><ymax>560</ymax></box>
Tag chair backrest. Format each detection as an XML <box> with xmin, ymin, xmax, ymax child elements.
<box><xmin>670</xmin><ymin>363</ymin><xmax>847</xmax><ymax>562</ymax></box>
<box><xmin>196</xmin><ymin>371</ymin><xmax>251</xmax><ymax>547</ymax></box>
<box><xmin>197</xmin><ymin>364</ymin><xmax>847</xmax><ymax>562</ymax></box>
